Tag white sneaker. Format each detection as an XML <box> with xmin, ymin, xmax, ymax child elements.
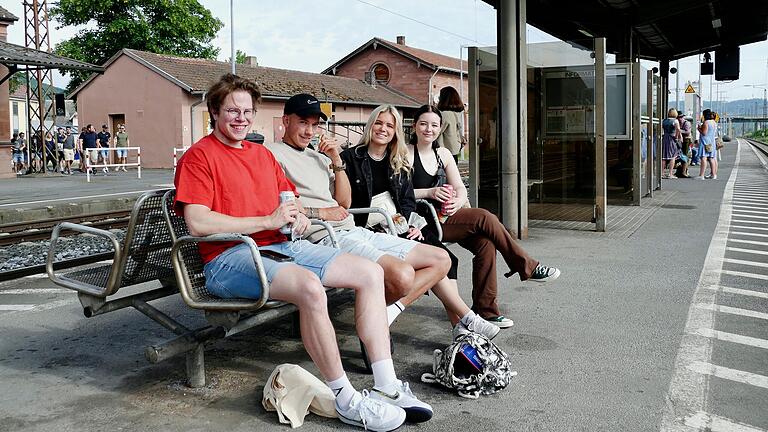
<box><xmin>711</xmin><ymin>175</ymin><xmax>717</xmax><ymax>180</ymax></box>
<box><xmin>371</xmin><ymin>380</ymin><xmax>433</xmax><ymax>423</ymax></box>
<box><xmin>121</xmin><ymin>167</ymin><xmax>128</xmax><ymax>172</ymax></box>
<box><xmin>529</xmin><ymin>264</ymin><xmax>561</xmax><ymax>282</ymax></box>
<box><xmin>485</xmin><ymin>315</ymin><xmax>515</xmax><ymax>328</ymax></box>
<box><xmin>452</xmin><ymin>313</ymin><xmax>500</xmax><ymax>341</ymax></box>
<box><xmin>102</xmin><ymin>167</ymin><xmax>109</xmax><ymax>173</ymax></box>
<box><xmin>694</xmin><ymin>176</ymin><xmax>705</xmax><ymax>180</ymax></box>
<box><xmin>336</xmin><ymin>390</ymin><xmax>406</xmax><ymax>432</ymax></box>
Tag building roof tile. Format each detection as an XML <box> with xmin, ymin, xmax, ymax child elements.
<box><xmin>118</xmin><ymin>49</ymin><xmax>419</xmax><ymax>108</ymax></box>
<box><xmin>0</xmin><ymin>6</ymin><xmax>19</xmax><ymax>22</ymax></box>
<box><xmin>322</xmin><ymin>37</ymin><xmax>468</xmax><ymax>75</ymax></box>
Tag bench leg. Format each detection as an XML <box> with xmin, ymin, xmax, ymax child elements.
<box><xmin>186</xmin><ymin>344</ymin><xmax>205</xmax><ymax>388</ymax></box>
<box><xmin>291</xmin><ymin>311</ymin><xmax>301</xmax><ymax>338</ymax></box>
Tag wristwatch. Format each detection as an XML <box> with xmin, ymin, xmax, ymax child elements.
<box><xmin>330</xmin><ymin>162</ymin><xmax>346</xmax><ymax>172</ymax></box>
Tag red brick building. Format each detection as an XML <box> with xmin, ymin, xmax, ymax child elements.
<box><xmin>322</xmin><ymin>36</ymin><xmax>468</xmax><ymax>107</ymax></box>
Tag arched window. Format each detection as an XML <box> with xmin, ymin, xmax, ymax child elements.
<box><xmin>371</xmin><ymin>63</ymin><xmax>390</xmax><ymax>84</ymax></box>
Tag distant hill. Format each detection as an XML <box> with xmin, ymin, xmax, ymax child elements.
<box><xmin>710</xmin><ymin>98</ymin><xmax>767</xmax><ymax>117</ymax></box>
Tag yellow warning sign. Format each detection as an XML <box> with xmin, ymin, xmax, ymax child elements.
<box><xmin>684</xmin><ymin>84</ymin><xmax>696</xmax><ymax>94</ymax></box>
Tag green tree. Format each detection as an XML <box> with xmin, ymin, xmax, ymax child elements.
<box><xmin>51</xmin><ymin>0</ymin><xmax>223</xmax><ymax>93</ymax></box>
<box><xmin>229</xmin><ymin>49</ymin><xmax>247</xmax><ymax>64</ymax></box>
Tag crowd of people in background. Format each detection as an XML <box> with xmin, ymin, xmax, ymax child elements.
<box><xmin>663</xmin><ymin>107</ymin><xmax>723</xmax><ymax>180</ymax></box>
<box><xmin>9</xmin><ymin>123</ymin><xmax>130</xmax><ymax>176</ymax></box>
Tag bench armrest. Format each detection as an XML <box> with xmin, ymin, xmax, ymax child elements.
<box><xmin>46</xmin><ymin>222</ymin><xmax>123</xmax><ymax>297</ymax></box>
<box><xmin>348</xmin><ymin>207</ymin><xmax>397</xmax><ymax>236</ymax></box>
<box><xmin>171</xmin><ymin>233</ymin><xmax>270</xmax><ymax>310</ymax></box>
<box><xmin>309</xmin><ymin>219</ymin><xmax>340</xmax><ymax>249</ymax></box>
<box><xmin>416</xmin><ymin>199</ymin><xmax>443</xmax><ymax>241</ymax></box>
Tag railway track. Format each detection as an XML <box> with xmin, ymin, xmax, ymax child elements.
<box><xmin>0</xmin><ymin>210</ymin><xmax>131</xmax><ymax>247</ymax></box>
<box><xmin>0</xmin><ymin>210</ymin><xmax>132</xmax><ymax>282</ymax></box>
<box><xmin>745</xmin><ymin>138</ymin><xmax>768</xmax><ymax>158</ymax></box>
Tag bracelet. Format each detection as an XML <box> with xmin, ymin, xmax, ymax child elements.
<box><xmin>330</xmin><ymin>162</ymin><xmax>346</xmax><ymax>172</ymax></box>
<box><xmin>306</xmin><ymin>207</ymin><xmax>319</xmax><ymax>219</ymax></box>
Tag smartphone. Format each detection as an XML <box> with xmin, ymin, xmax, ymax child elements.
<box><xmin>259</xmin><ymin>249</ymin><xmax>293</xmax><ymax>262</ymax></box>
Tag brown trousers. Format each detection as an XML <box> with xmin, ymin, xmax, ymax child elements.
<box><xmin>440</xmin><ymin>208</ymin><xmax>539</xmax><ymax>318</ymax></box>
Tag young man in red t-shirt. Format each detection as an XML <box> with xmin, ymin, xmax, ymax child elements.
<box><xmin>174</xmin><ymin>74</ymin><xmax>432</xmax><ymax>430</ymax></box>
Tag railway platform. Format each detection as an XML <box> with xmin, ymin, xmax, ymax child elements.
<box><xmin>0</xmin><ymin>169</ymin><xmax>174</xmax><ymax>224</ymax></box>
<box><xmin>0</xmin><ymin>139</ymin><xmax>766</xmax><ymax>432</ymax></box>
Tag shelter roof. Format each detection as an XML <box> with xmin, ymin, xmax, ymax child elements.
<box><xmin>322</xmin><ymin>37</ymin><xmax>468</xmax><ymax>75</ymax></box>
<box><xmin>0</xmin><ymin>6</ymin><xmax>18</xmax><ymax>23</ymax></box>
<box><xmin>70</xmin><ymin>49</ymin><xmax>421</xmax><ymax>108</ymax></box>
<box><xmin>483</xmin><ymin>0</ymin><xmax>768</xmax><ymax>61</ymax></box>
<box><xmin>0</xmin><ymin>40</ymin><xmax>103</xmax><ymax>71</ymax></box>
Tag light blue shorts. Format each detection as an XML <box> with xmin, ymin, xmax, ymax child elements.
<box><xmin>12</xmin><ymin>153</ymin><xmax>24</xmax><ymax>163</ymax></box>
<box><xmin>319</xmin><ymin>226</ymin><xmax>417</xmax><ymax>263</ymax></box>
<box><xmin>115</xmin><ymin>149</ymin><xmax>127</xmax><ymax>158</ymax></box>
<box><xmin>203</xmin><ymin>240</ymin><xmax>342</xmax><ymax>299</ymax></box>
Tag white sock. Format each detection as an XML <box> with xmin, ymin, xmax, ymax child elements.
<box><xmin>327</xmin><ymin>374</ymin><xmax>356</xmax><ymax>410</ymax></box>
<box><xmin>459</xmin><ymin>310</ymin><xmax>476</xmax><ymax>327</ymax></box>
<box><xmin>386</xmin><ymin>301</ymin><xmax>405</xmax><ymax>326</ymax></box>
<box><xmin>371</xmin><ymin>358</ymin><xmax>398</xmax><ymax>390</ymax></box>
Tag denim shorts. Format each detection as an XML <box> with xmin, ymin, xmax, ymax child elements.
<box><xmin>12</xmin><ymin>153</ymin><xmax>23</xmax><ymax>163</ymax></box>
<box><xmin>203</xmin><ymin>240</ymin><xmax>342</xmax><ymax>299</ymax></box>
<box><xmin>115</xmin><ymin>149</ymin><xmax>127</xmax><ymax>158</ymax></box>
<box><xmin>319</xmin><ymin>226</ymin><xmax>417</xmax><ymax>263</ymax></box>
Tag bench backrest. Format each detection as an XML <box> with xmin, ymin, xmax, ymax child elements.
<box><xmin>115</xmin><ymin>189</ymin><xmax>175</xmax><ymax>288</ymax></box>
<box><xmin>161</xmin><ymin>189</ymin><xmax>210</xmax><ymax>300</ymax></box>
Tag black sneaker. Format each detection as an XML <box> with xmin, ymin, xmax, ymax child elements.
<box><xmin>529</xmin><ymin>264</ymin><xmax>560</xmax><ymax>282</ymax></box>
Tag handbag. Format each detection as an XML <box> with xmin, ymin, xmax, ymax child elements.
<box><xmin>430</xmin><ymin>148</ymin><xmax>448</xmax><ymax>188</ymax></box>
<box><xmin>704</xmin><ymin>143</ymin><xmax>713</xmax><ymax>153</ymax></box>
<box><xmin>716</xmin><ymin>137</ymin><xmax>724</xmax><ymax>150</ymax></box>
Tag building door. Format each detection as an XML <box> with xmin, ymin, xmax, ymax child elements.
<box><xmin>109</xmin><ymin>114</ymin><xmax>126</xmax><ymax>164</ymax></box>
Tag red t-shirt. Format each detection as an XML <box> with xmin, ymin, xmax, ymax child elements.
<box><xmin>174</xmin><ymin>134</ymin><xmax>297</xmax><ymax>263</ymax></box>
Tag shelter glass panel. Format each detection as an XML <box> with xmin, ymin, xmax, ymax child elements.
<box><xmin>527</xmin><ymin>40</ymin><xmax>596</xmax><ymax>222</ymax></box>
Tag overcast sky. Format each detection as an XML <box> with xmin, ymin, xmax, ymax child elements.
<box><xmin>5</xmin><ymin>0</ymin><xmax>767</xmax><ymax>104</ymax></box>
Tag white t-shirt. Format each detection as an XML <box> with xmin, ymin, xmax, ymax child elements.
<box><xmin>265</xmin><ymin>142</ymin><xmax>356</xmax><ymax>242</ymax></box>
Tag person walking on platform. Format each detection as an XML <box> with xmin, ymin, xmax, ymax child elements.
<box><xmin>55</xmin><ymin>127</ymin><xmax>66</xmax><ymax>172</ymax></box>
<box><xmin>11</xmin><ymin>132</ymin><xmax>25</xmax><ymax>175</ymax></box>
<box><xmin>661</xmin><ymin>108</ymin><xmax>682</xmax><ymax>179</ymax></box>
<box><xmin>436</xmin><ymin>86</ymin><xmax>466</xmax><ymax>163</ymax></box>
<box><xmin>97</xmin><ymin>124</ymin><xmax>111</xmax><ymax>173</ymax></box>
<box><xmin>62</xmin><ymin>126</ymin><xmax>76</xmax><ymax>175</ymax></box>
<box><xmin>78</xmin><ymin>124</ymin><xmax>99</xmax><ymax>175</ymax></box>
<box><xmin>113</xmin><ymin>124</ymin><xmax>129</xmax><ymax>172</ymax></box>
<box><xmin>174</xmin><ymin>73</ymin><xmax>432</xmax><ymax>430</ymax></box>
<box><xmin>696</xmin><ymin>109</ymin><xmax>719</xmax><ymax>180</ymax></box>
<box><xmin>44</xmin><ymin>132</ymin><xmax>57</xmax><ymax>172</ymax></box>
<box><xmin>407</xmin><ymin>104</ymin><xmax>561</xmax><ymax>328</ymax></box>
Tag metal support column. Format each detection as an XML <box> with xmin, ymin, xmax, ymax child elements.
<box><xmin>517</xmin><ymin>0</ymin><xmax>528</xmax><ymax>238</ymax></box>
<box><xmin>646</xmin><ymin>70</ymin><xmax>654</xmax><ymax>197</ymax></box>
<box><xmin>631</xmin><ymin>62</ymin><xmax>642</xmax><ymax>205</ymax></box>
<box><xmin>655</xmin><ymin>75</ymin><xmax>663</xmax><ymax>190</ymax></box>
<box><xmin>467</xmin><ymin>47</ymin><xmax>480</xmax><ymax>208</ymax></box>
<box><xmin>498</xmin><ymin>0</ymin><xmax>520</xmax><ymax>236</ymax></box>
<box><xmin>594</xmin><ymin>38</ymin><xmax>607</xmax><ymax>232</ymax></box>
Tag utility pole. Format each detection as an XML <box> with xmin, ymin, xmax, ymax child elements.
<box><xmin>230</xmin><ymin>0</ymin><xmax>235</xmax><ymax>74</ymax></box>
<box><xmin>24</xmin><ymin>0</ymin><xmax>55</xmax><ymax>174</ymax></box>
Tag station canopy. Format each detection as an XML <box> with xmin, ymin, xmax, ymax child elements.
<box><xmin>0</xmin><ymin>40</ymin><xmax>103</xmax><ymax>85</ymax></box>
<box><xmin>483</xmin><ymin>0</ymin><xmax>768</xmax><ymax>61</ymax></box>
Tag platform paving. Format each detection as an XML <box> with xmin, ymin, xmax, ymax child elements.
<box><xmin>0</xmin><ymin>169</ymin><xmax>174</xmax><ymax>224</ymax></box>
<box><xmin>0</xmin><ymin>140</ymin><xmax>765</xmax><ymax>432</ymax></box>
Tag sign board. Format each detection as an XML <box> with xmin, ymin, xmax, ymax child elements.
<box><xmin>684</xmin><ymin>84</ymin><xmax>696</xmax><ymax>94</ymax></box>
<box><xmin>320</xmin><ymin>103</ymin><xmax>333</xmax><ymax>119</ymax></box>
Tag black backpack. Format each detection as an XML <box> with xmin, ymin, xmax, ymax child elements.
<box><xmin>421</xmin><ymin>332</ymin><xmax>517</xmax><ymax>399</ymax></box>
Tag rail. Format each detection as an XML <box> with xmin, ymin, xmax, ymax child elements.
<box><xmin>0</xmin><ymin>210</ymin><xmax>131</xmax><ymax>246</ymax></box>
<box><xmin>84</xmin><ymin>146</ymin><xmax>141</xmax><ymax>182</ymax></box>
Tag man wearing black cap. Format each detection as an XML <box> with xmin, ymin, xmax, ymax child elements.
<box><xmin>175</xmin><ymin>77</ymin><xmax>428</xmax><ymax>430</ymax></box>
<box><xmin>97</xmin><ymin>124</ymin><xmax>111</xmax><ymax>173</ymax></box>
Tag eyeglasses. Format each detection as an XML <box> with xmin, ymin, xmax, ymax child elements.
<box><xmin>222</xmin><ymin>108</ymin><xmax>255</xmax><ymax>119</ymax></box>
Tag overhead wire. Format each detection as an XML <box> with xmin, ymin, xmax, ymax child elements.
<box><xmin>353</xmin><ymin>0</ymin><xmax>484</xmax><ymax>43</ymax></box>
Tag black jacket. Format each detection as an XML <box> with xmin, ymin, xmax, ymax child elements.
<box><xmin>340</xmin><ymin>145</ymin><xmax>416</xmax><ymax>227</ymax></box>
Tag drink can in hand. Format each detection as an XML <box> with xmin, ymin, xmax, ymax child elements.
<box><xmin>279</xmin><ymin>191</ymin><xmax>295</xmax><ymax>235</ymax></box>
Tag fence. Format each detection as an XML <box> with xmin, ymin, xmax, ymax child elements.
<box><xmin>172</xmin><ymin>147</ymin><xmax>190</xmax><ymax>173</ymax></box>
<box><xmin>85</xmin><ymin>146</ymin><xmax>141</xmax><ymax>182</ymax></box>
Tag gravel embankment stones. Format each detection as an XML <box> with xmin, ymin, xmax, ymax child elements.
<box><xmin>0</xmin><ymin>229</ymin><xmax>126</xmax><ymax>272</ymax></box>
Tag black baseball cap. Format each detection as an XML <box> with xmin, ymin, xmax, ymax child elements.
<box><xmin>284</xmin><ymin>93</ymin><xmax>327</xmax><ymax>120</ymax></box>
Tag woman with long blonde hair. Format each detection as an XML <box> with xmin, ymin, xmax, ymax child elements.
<box><xmin>341</xmin><ymin>105</ymin><xmax>500</xmax><ymax>340</ymax></box>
